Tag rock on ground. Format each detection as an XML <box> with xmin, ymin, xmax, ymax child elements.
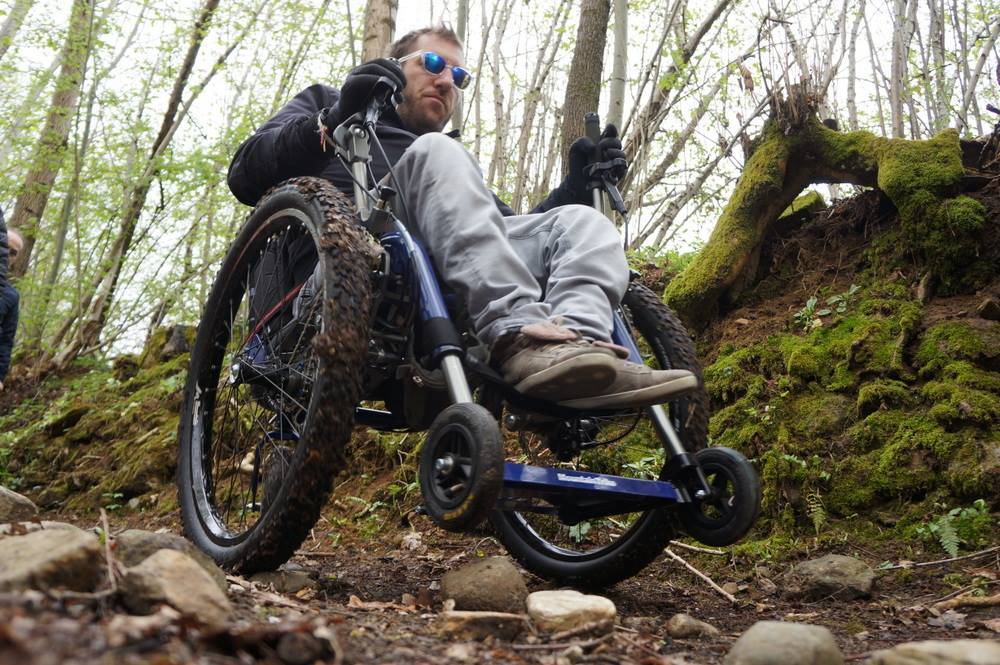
<box><xmin>250</xmin><ymin>570</ymin><xmax>315</xmax><ymax>594</ymax></box>
<box><xmin>0</xmin><ymin>528</ymin><xmax>102</xmax><ymax>592</ymax></box>
<box><xmin>865</xmin><ymin>639</ymin><xmax>1000</xmax><ymax>665</ymax></box>
<box><xmin>440</xmin><ymin>556</ymin><xmax>528</xmax><ymax>614</ymax></box>
<box><xmin>0</xmin><ymin>485</ymin><xmax>38</xmax><ymax>522</ymax></box>
<box><xmin>438</xmin><ymin>611</ymin><xmax>530</xmax><ymax>641</ymax></box>
<box><xmin>526</xmin><ymin>589</ymin><xmax>617</xmax><ymax>633</ymax></box>
<box><xmin>724</xmin><ymin>621</ymin><xmax>844</xmax><ymax>665</ymax></box>
<box><xmin>785</xmin><ymin>554</ymin><xmax>874</xmax><ymax>600</ymax></box>
<box><xmin>0</xmin><ymin>521</ymin><xmax>85</xmax><ymax>537</ymax></box>
<box><xmin>666</xmin><ymin>613</ymin><xmax>721</xmax><ymax>639</ymax></box>
<box><xmin>114</xmin><ymin>529</ymin><xmax>227</xmax><ymax>592</ymax></box>
<box><xmin>120</xmin><ymin>548</ymin><xmax>232</xmax><ymax>629</ymax></box>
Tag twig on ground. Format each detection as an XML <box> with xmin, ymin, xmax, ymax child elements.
<box><xmin>664</xmin><ymin>547</ymin><xmax>738</xmax><ymax>604</ymax></box>
<box><xmin>100</xmin><ymin>508</ymin><xmax>119</xmax><ymax>592</ymax></box>
<box><xmin>510</xmin><ymin>634</ymin><xmax>612</xmax><ymax>651</ymax></box>
<box><xmin>879</xmin><ymin>545</ymin><xmax>1000</xmax><ymax>570</ymax></box>
<box><xmin>668</xmin><ymin>540</ymin><xmax>727</xmax><ymax>556</ymax></box>
<box><xmin>927</xmin><ymin>579</ymin><xmax>1000</xmax><ymax>605</ymax></box>
<box><xmin>934</xmin><ymin>592</ymin><xmax>1000</xmax><ymax>612</ymax></box>
<box><xmin>44</xmin><ymin>588</ymin><xmax>117</xmax><ymax>602</ymax></box>
<box><xmin>550</xmin><ymin>619</ymin><xmax>614</xmax><ymax>641</ymax></box>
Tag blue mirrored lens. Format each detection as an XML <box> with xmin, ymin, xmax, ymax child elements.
<box><xmin>452</xmin><ymin>67</ymin><xmax>471</xmax><ymax>89</ymax></box>
<box><xmin>422</xmin><ymin>51</ymin><xmax>446</xmax><ymax>74</ymax></box>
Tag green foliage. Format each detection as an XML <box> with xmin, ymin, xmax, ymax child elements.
<box><xmin>916</xmin><ymin>500</ymin><xmax>994</xmax><ymax>556</ymax></box>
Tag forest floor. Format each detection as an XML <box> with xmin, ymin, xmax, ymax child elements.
<box><xmin>0</xmin><ymin>499</ymin><xmax>996</xmax><ymax>664</ymax></box>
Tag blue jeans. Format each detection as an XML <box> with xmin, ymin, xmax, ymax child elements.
<box><xmin>388</xmin><ymin>133</ymin><xmax>629</xmax><ymax>346</ymax></box>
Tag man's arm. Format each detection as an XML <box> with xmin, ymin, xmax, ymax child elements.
<box><xmin>0</xmin><ymin>286</ymin><xmax>18</xmax><ymax>384</ymax></box>
<box><xmin>227</xmin><ymin>84</ymin><xmax>339</xmax><ymax>206</ymax></box>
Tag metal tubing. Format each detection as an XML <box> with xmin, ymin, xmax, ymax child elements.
<box><xmin>647</xmin><ymin>403</ymin><xmax>688</xmax><ymax>458</ymax></box>
<box><xmin>352</xmin><ymin>160</ymin><xmax>371</xmax><ymax>221</ymax></box>
<box><xmin>440</xmin><ymin>354</ymin><xmax>474</xmax><ymax>404</ymax></box>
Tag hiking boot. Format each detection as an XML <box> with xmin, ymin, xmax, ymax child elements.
<box><xmin>493</xmin><ymin>322</ymin><xmax>618</xmax><ymax>402</ymax></box>
<box><xmin>558</xmin><ymin>360</ymin><xmax>698</xmax><ymax>410</ymax></box>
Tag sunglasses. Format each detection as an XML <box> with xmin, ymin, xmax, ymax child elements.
<box><xmin>397</xmin><ymin>50</ymin><xmax>473</xmax><ymax>90</ymax></box>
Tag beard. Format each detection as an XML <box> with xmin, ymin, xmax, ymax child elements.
<box><xmin>397</xmin><ymin>99</ymin><xmax>450</xmax><ymax>135</ymax></box>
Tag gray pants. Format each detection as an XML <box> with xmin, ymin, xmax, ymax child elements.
<box><xmin>389</xmin><ymin>133</ymin><xmax>629</xmax><ymax>346</ymax></box>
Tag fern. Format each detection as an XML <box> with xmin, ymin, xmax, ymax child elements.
<box><xmin>805</xmin><ymin>489</ymin><xmax>827</xmax><ymax>534</ymax></box>
<box><xmin>936</xmin><ymin>518</ymin><xmax>961</xmax><ymax>557</ymax></box>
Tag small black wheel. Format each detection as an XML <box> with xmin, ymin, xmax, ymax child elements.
<box><xmin>676</xmin><ymin>447</ymin><xmax>761</xmax><ymax>546</ymax></box>
<box><xmin>489</xmin><ymin>283</ymin><xmax>710</xmax><ymax>586</ymax></box>
<box><xmin>177</xmin><ymin>177</ymin><xmax>378</xmax><ymax>574</ymax></box>
<box><xmin>419</xmin><ymin>403</ymin><xmax>504</xmax><ymax>532</ymax></box>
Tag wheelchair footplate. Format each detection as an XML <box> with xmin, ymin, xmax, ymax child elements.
<box><xmin>497</xmin><ymin>462</ymin><xmax>688</xmax><ymax>524</ymax></box>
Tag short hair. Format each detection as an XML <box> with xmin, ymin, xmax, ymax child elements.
<box><xmin>387</xmin><ymin>24</ymin><xmax>463</xmax><ymax>59</ymax></box>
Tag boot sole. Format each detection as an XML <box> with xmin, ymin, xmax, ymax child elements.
<box><xmin>558</xmin><ymin>374</ymin><xmax>699</xmax><ymax>410</ymax></box>
<box><xmin>514</xmin><ymin>353</ymin><xmax>618</xmax><ymax>401</ymax></box>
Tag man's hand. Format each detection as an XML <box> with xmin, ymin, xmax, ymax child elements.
<box><xmin>564</xmin><ymin>124</ymin><xmax>628</xmax><ymax>201</ymax></box>
<box><xmin>332</xmin><ymin>58</ymin><xmax>406</xmax><ymax>125</ymax></box>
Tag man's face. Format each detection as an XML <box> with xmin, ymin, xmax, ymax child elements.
<box><xmin>396</xmin><ymin>34</ymin><xmax>464</xmax><ymax>135</ymax></box>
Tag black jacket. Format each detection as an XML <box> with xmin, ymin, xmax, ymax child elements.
<box><xmin>227</xmin><ymin>84</ymin><xmax>579</xmax><ymax>214</ymax></box>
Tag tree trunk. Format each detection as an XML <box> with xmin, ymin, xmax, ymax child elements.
<box><xmin>664</xmin><ymin>94</ymin><xmax>984</xmax><ymax>331</ymax></box>
<box><xmin>361</xmin><ymin>0</ymin><xmax>398</xmax><ymax>61</ymax></box>
<box><xmin>451</xmin><ymin>0</ymin><xmax>469</xmax><ymax>133</ymax></box>
<box><xmin>0</xmin><ymin>0</ymin><xmax>34</xmax><ymax>64</ymax></box>
<box><xmin>559</xmin><ymin>0</ymin><xmax>611</xmax><ymax>176</ymax></box>
<box><xmin>8</xmin><ymin>0</ymin><xmax>93</xmax><ymax>278</ymax></box>
<box><xmin>51</xmin><ymin>0</ymin><xmax>230</xmax><ymax>369</ymax></box>
<box><xmin>606</xmin><ymin>0</ymin><xmax>627</xmax><ymax>129</ymax></box>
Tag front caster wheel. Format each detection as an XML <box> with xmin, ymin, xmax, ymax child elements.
<box><xmin>676</xmin><ymin>447</ymin><xmax>761</xmax><ymax>546</ymax></box>
<box><xmin>419</xmin><ymin>403</ymin><xmax>504</xmax><ymax>532</ymax></box>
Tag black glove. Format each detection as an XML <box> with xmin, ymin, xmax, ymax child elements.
<box><xmin>564</xmin><ymin>124</ymin><xmax>628</xmax><ymax>201</ymax></box>
<box><xmin>330</xmin><ymin>58</ymin><xmax>406</xmax><ymax>125</ymax></box>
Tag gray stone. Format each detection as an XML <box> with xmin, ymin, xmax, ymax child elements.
<box><xmin>438</xmin><ymin>611</ymin><xmax>530</xmax><ymax>641</ymax></box>
<box><xmin>666</xmin><ymin>613</ymin><xmax>721</xmax><ymax>639</ymax></box>
<box><xmin>786</xmin><ymin>554</ymin><xmax>874</xmax><ymax>600</ymax></box>
<box><xmin>440</xmin><ymin>556</ymin><xmax>528</xmax><ymax>614</ymax></box>
<box><xmin>0</xmin><ymin>521</ymin><xmax>84</xmax><ymax>537</ymax></box>
<box><xmin>724</xmin><ymin>621</ymin><xmax>843</xmax><ymax>665</ymax></box>
<box><xmin>526</xmin><ymin>590</ymin><xmax>617</xmax><ymax>633</ymax></box>
<box><xmin>977</xmin><ymin>297</ymin><xmax>1000</xmax><ymax>321</ymax></box>
<box><xmin>161</xmin><ymin>325</ymin><xmax>194</xmax><ymax>359</ymax></box>
<box><xmin>120</xmin><ymin>549</ymin><xmax>232</xmax><ymax>629</ymax></box>
<box><xmin>0</xmin><ymin>529</ymin><xmax>102</xmax><ymax>592</ymax></box>
<box><xmin>865</xmin><ymin>639</ymin><xmax>1000</xmax><ymax>665</ymax></box>
<box><xmin>0</xmin><ymin>486</ymin><xmax>38</xmax><ymax>522</ymax></box>
<box><xmin>250</xmin><ymin>569</ymin><xmax>315</xmax><ymax>594</ymax></box>
<box><xmin>114</xmin><ymin>529</ymin><xmax>227</xmax><ymax>592</ymax></box>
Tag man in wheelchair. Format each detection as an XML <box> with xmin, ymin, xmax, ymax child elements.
<box><xmin>227</xmin><ymin>24</ymin><xmax>696</xmax><ymax>411</ymax></box>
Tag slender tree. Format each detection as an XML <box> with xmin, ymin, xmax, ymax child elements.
<box><xmin>559</xmin><ymin>0</ymin><xmax>611</xmax><ymax>175</ymax></box>
<box><xmin>361</xmin><ymin>0</ymin><xmax>397</xmax><ymax>60</ymax></box>
<box><xmin>8</xmin><ymin>0</ymin><xmax>94</xmax><ymax>277</ymax></box>
<box><xmin>0</xmin><ymin>0</ymin><xmax>34</xmax><ymax>64</ymax></box>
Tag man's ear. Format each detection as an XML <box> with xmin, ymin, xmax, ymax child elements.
<box><xmin>7</xmin><ymin>230</ymin><xmax>23</xmax><ymax>252</ymax></box>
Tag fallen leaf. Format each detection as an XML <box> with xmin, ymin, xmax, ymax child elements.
<box><xmin>981</xmin><ymin>618</ymin><xmax>1000</xmax><ymax>633</ymax></box>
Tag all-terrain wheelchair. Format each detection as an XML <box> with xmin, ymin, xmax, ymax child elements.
<box><xmin>177</xmin><ymin>84</ymin><xmax>762</xmax><ymax>587</ymax></box>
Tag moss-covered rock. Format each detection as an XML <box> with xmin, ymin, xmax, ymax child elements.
<box><xmin>914</xmin><ymin>320</ymin><xmax>1000</xmax><ymax>377</ymax></box>
<box><xmin>856</xmin><ymin>379</ymin><xmax>913</xmax><ymax>416</ymax></box>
